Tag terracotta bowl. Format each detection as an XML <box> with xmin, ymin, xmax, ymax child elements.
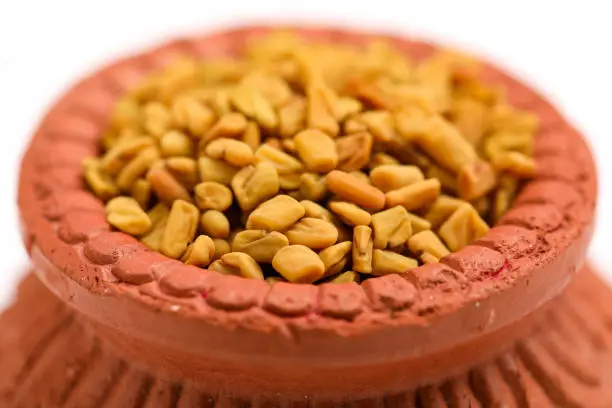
<box><xmin>13</xmin><ymin>25</ymin><xmax>601</xmax><ymax>405</ymax></box>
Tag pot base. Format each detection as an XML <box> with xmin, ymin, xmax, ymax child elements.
<box><xmin>2</xmin><ymin>265</ymin><xmax>612</xmax><ymax>407</ymax></box>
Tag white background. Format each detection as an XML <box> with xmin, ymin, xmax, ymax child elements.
<box><xmin>0</xmin><ymin>1</ymin><xmax>610</xmax><ymax>307</ymax></box>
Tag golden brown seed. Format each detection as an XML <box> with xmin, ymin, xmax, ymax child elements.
<box><xmin>205</xmin><ymin>138</ymin><xmax>254</xmax><ymax>167</ymax></box>
<box><xmin>181</xmin><ymin>235</ymin><xmax>215</xmax><ymax>267</ymax></box>
<box><xmin>200</xmin><ymin>210</ymin><xmax>230</xmax><ymax>238</ymax></box>
<box><xmin>193</xmin><ymin>182</ymin><xmax>233</xmax><ymax>211</ymax></box>
<box><xmin>111</xmin><ymin>97</ymin><xmax>140</xmax><ymax>130</ymax></box>
<box><xmin>277</xmin><ymin>173</ymin><xmax>300</xmax><ymax>191</ymax></box>
<box><xmin>327</xmin><ymin>170</ymin><xmax>386</xmax><ymax>211</ymax></box>
<box><xmin>281</xmin><ymin>138</ymin><xmax>297</xmax><ymax>154</ymax></box>
<box><xmin>349</xmin><ymin>171</ymin><xmax>371</xmax><ymax>185</ymax></box>
<box><xmin>83</xmin><ymin>158</ymin><xmax>119</xmax><ymax>200</ymax></box>
<box><xmin>278</xmin><ymin>97</ymin><xmax>306</xmax><ymax>138</ymax></box>
<box><xmin>427</xmin><ymin>164</ymin><xmax>458</xmax><ymax>193</ymax></box>
<box><xmin>353</xmin><ymin>225</ymin><xmax>373</xmax><ymax>273</ymax></box>
<box><xmin>131</xmin><ymin>179</ymin><xmax>152</xmax><ymax>209</ymax></box>
<box><xmin>492</xmin><ymin>151</ymin><xmax>536</xmax><ymax>178</ymax></box>
<box><xmin>265</xmin><ymin>138</ymin><xmax>283</xmax><ymax>150</ymax></box>
<box><xmin>372</xmin><ymin>249</ymin><xmax>418</xmax><ymax>275</ymax></box>
<box><xmin>420</xmin><ymin>252</ymin><xmax>439</xmax><ymax>264</ymax></box>
<box><xmin>116</xmin><ymin>147</ymin><xmax>160</xmax><ymax>191</ymax></box>
<box><xmin>493</xmin><ymin>175</ymin><xmax>518</xmax><ymax>223</ymax></box>
<box><xmin>242</xmin><ymin>121</ymin><xmax>261</xmax><ymax>151</ymax></box>
<box><xmin>172</xmin><ymin>96</ymin><xmax>216</xmax><ymax>136</ymax></box>
<box><xmin>371</xmin><ymin>206</ymin><xmax>413</xmax><ymax>249</ymax></box>
<box><xmin>488</xmin><ymin>104</ymin><xmax>539</xmax><ymax>133</ymax></box>
<box><xmin>355</xmin><ymin>110</ymin><xmax>395</xmax><ymax>142</ymax></box>
<box><xmin>319</xmin><ymin>241</ymin><xmax>352</xmax><ymax>277</ymax></box>
<box><xmin>202</xmin><ymin>112</ymin><xmax>248</xmax><ymax>144</ymax></box>
<box><xmin>369</xmin><ymin>153</ymin><xmax>400</xmax><ymax>168</ymax></box>
<box><xmin>285</xmin><ymin>218</ymin><xmax>338</xmax><ymax>249</ymax></box>
<box><xmin>294</xmin><ymin>129</ymin><xmax>338</xmax><ymax>172</ymax></box>
<box><xmin>306</xmin><ymin>81</ymin><xmax>340</xmax><ymax>137</ymax></box>
<box><xmin>472</xmin><ymin>196</ymin><xmax>491</xmax><ymax>218</ymax></box>
<box><xmin>300</xmin><ymin>200</ymin><xmax>334</xmax><ymax>222</ymax></box>
<box><xmin>412</xmin><ymin>117</ymin><xmax>479</xmax><ymax>172</ymax></box>
<box><xmin>451</xmin><ymin>98</ymin><xmax>488</xmax><ymax>145</ymax></box>
<box><xmin>335</xmin><ymin>132</ymin><xmax>373</xmax><ymax>172</ymax></box>
<box><xmin>230</xmin><ymin>85</ymin><xmax>278</xmax><ymax>130</ymax></box>
<box><xmin>457</xmin><ymin>161</ymin><xmax>496</xmax><ymax>201</ymax></box>
<box><xmin>212</xmin><ymin>238</ymin><xmax>231</xmax><ymax>260</ymax></box>
<box><xmin>160</xmin><ymin>130</ymin><xmax>193</xmax><ymax>157</ymax></box>
<box><xmin>101</xmin><ymin>137</ymin><xmax>154</xmax><ymax>175</ymax></box>
<box><xmin>246</xmin><ymin>195</ymin><xmax>305</xmax><ymax>231</ymax></box>
<box><xmin>198</xmin><ymin>156</ymin><xmax>238</xmax><ymax>186</ymax></box>
<box><xmin>241</xmin><ymin>72</ymin><xmax>293</xmax><ymax>108</ymax></box>
<box><xmin>424</xmin><ymin>195</ymin><xmax>465</xmax><ymax>229</ymax></box>
<box><xmin>232</xmin><ymin>162</ymin><xmax>280</xmax><ymax>211</ymax></box>
<box><xmin>438</xmin><ymin>203</ymin><xmax>489</xmax><ymax>251</ymax></box>
<box><xmin>147</xmin><ymin>166</ymin><xmax>193</xmax><ymax>204</ymax></box>
<box><xmin>370</xmin><ymin>165</ymin><xmax>425</xmax><ymax>193</ymax></box>
<box><xmin>219</xmin><ymin>252</ymin><xmax>264</xmax><ymax>280</ymax></box>
<box><xmin>254</xmin><ymin>144</ymin><xmax>304</xmax><ymax>174</ymax></box>
<box><xmin>407</xmin><ymin>230</ymin><xmax>450</xmax><ymax>259</ymax></box>
<box><xmin>405</xmin><ymin>212</ymin><xmax>432</xmax><ymax>233</ymax></box>
<box><xmin>140</xmin><ymin>204</ymin><xmax>170</xmax><ymax>250</ymax></box>
<box><xmin>209</xmin><ymin>259</ymin><xmax>238</xmax><ymax>275</ymax></box>
<box><xmin>105</xmin><ymin>196</ymin><xmax>151</xmax><ymax>236</ymax></box>
<box><xmin>272</xmin><ymin>245</ymin><xmax>325</xmax><ymax>283</ymax></box>
<box><xmin>299</xmin><ymin>173</ymin><xmax>327</xmax><ymax>201</ymax></box>
<box><xmin>143</xmin><ymin>102</ymin><xmax>174</xmax><ymax>138</ymax></box>
<box><xmin>165</xmin><ymin>157</ymin><xmax>199</xmax><ymax>190</ymax></box>
<box><xmin>231</xmin><ymin>230</ymin><xmax>289</xmax><ymax>263</ymax></box>
<box><xmin>329</xmin><ymin>202</ymin><xmax>371</xmax><ymax>226</ymax></box>
<box><xmin>160</xmin><ymin>200</ymin><xmax>200</xmax><ymax>258</ymax></box>
<box><xmin>385</xmin><ymin>178</ymin><xmax>441</xmax><ymax>211</ymax></box>
<box><xmin>484</xmin><ymin>131</ymin><xmax>533</xmax><ymax>160</ymax></box>
<box><xmin>329</xmin><ymin>271</ymin><xmax>358</xmax><ymax>284</ymax></box>
<box><xmin>336</xmin><ymin>97</ymin><xmax>362</xmax><ymax>120</ymax></box>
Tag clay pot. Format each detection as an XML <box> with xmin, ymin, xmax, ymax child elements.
<box><xmin>5</xmin><ymin>25</ymin><xmax>608</xmax><ymax>406</ymax></box>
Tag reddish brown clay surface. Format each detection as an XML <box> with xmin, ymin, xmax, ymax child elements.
<box><xmin>2</xmin><ymin>265</ymin><xmax>612</xmax><ymax>407</ymax></box>
<box><xmin>16</xmin><ymin>25</ymin><xmax>597</xmax><ymax>399</ymax></box>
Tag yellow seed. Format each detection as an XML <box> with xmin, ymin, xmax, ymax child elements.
<box><xmin>246</xmin><ymin>195</ymin><xmax>305</xmax><ymax>231</ymax></box>
<box><xmin>172</xmin><ymin>96</ymin><xmax>216</xmax><ymax>137</ymax></box>
<box><xmin>407</xmin><ymin>230</ymin><xmax>450</xmax><ymax>259</ymax></box>
<box><xmin>231</xmin><ymin>162</ymin><xmax>280</xmax><ymax>211</ymax></box>
<box><xmin>83</xmin><ymin>158</ymin><xmax>119</xmax><ymax>200</ymax></box>
<box><xmin>492</xmin><ymin>175</ymin><xmax>518</xmax><ymax>223</ymax></box>
<box><xmin>205</xmin><ymin>138</ymin><xmax>254</xmax><ymax>167</ymax></box>
<box><xmin>370</xmin><ymin>165</ymin><xmax>424</xmax><ymax>193</ymax></box>
<box><xmin>105</xmin><ymin>196</ymin><xmax>152</xmax><ymax>236</ymax></box>
<box><xmin>424</xmin><ymin>195</ymin><xmax>466</xmax><ymax>229</ymax></box>
<box><xmin>193</xmin><ymin>182</ymin><xmax>233</xmax><ymax>211</ymax></box>
<box><xmin>457</xmin><ymin>161</ymin><xmax>497</xmax><ymax>201</ymax></box>
<box><xmin>329</xmin><ymin>271</ymin><xmax>358</xmax><ymax>284</ymax></box>
<box><xmin>438</xmin><ymin>203</ymin><xmax>489</xmax><ymax>251</ymax></box>
<box><xmin>101</xmin><ymin>137</ymin><xmax>154</xmax><ymax>175</ymax></box>
<box><xmin>385</xmin><ymin>178</ymin><xmax>441</xmax><ymax>211</ymax></box>
<box><xmin>131</xmin><ymin>179</ymin><xmax>152</xmax><ymax>209</ymax></box>
<box><xmin>160</xmin><ymin>200</ymin><xmax>200</xmax><ymax>259</ymax></box>
<box><xmin>492</xmin><ymin>151</ymin><xmax>536</xmax><ymax>178</ymax></box>
<box><xmin>219</xmin><ymin>252</ymin><xmax>264</xmax><ymax>280</ymax></box>
<box><xmin>272</xmin><ymin>245</ymin><xmax>325</xmax><ymax>283</ymax></box>
<box><xmin>140</xmin><ymin>203</ymin><xmax>170</xmax><ymax>250</ymax></box>
<box><xmin>368</xmin><ymin>153</ymin><xmax>400</xmax><ymax>168</ymax></box>
<box><xmin>355</xmin><ymin>110</ymin><xmax>395</xmax><ymax>142</ymax></box>
<box><xmin>200</xmin><ymin>210</ymin><xmax>230</xmax><ymax>238</ymax></box>
<box><xmin>212</xmin><ymin>238</ymin><xmax>231</xmax><ymax>260</ymax></box>
<box><xmin>242</xmin><ymin>121</ymin><xmax>261</xmax><ymax>151</ymax></box>
<box><xmin>165</xmin><ymin>157</ymin><xmax>199</xmax><ymax>190</ymax></box>
<box><xmin>278</xmin><ymin>172</ymin><xmax>302</xmax><ymax>190</ymax></box>
<box><xmin>231</xmin><ymin>230</ymin><xmax>289</xmax><ymax>263</ymax></box>
<box><xmin>335</xmin><ymin>132</ymin><xmax>373</xmax><ymax>172</ymax></box>
<box><xmin>294</xmin><ymin>129</ymin><xmax>338</xmax><ymax>172</ymax></box>
<box><xmin>278</xmin><ymin>97</ymin><xmax>306</xmax><ymax>138</ymax></box>
<box><xmin>160</xmin><ymin>130</ymin><xmax>193</xmax><ymax>157</ymax></box>
<box><xmin>285</xmin><ymin>217</ymin><xmax>339</xmax><ymax>249</ymax></box>
<box><xmin>197</xmin><ymin>156</ymin><xmax>238</xmax><ymax>186</ymax></box>
<box><xmin>147</xmin><ymin>166</ymin><xmax>193</xmax><ymax>205</ymax></box>
<box><xmin>201</xmin><ymin>112</ymin><xmax>248</xmax><ymax>144</ymax></box>
<box><xmin>230</xmin><ymin>85</ymin><xmax>278</xmax><ymax>130</ymax></box>
<box><xmin>319</xmin><ymin>241</ymin><xmax>352</xmax><ymax>277</ymax></box>
<box><xmin>353</xmin><ymin>225</ymin><xmax>373</xmax><ymax>273</ymax></box>
<box><xmin>182</xmin><ymin>235</ymin><xmax>216</xmax><ymax>267</ymax></box>
<box><xmin>299</xmin><ymin>173</ymin><xmax>327</xmax><ymax>202</ymax></box>
<box><xmin>371</xmin><ymin>206</ymin><xmax>413</xmax><ymax>249</ymax></box>
<box><xmin>117</xmin><ymin>145</ymin><xmax>160</xmax><ymax>192</ymax></box>
<box><xmin>405</xmin><ymin>212</ymin><xmax>432</xmax><ymax>233</ymax></box>
<box><xmin>329</xmin><ymin>201</ymin><xmax>371</xmax><ymax>226</ymax></box>
<box><xmin>420</xmin><ymin>252</ymin><xmax>440</xmax><ymax>264</ymax></box>
<box><xmin>327</xmin><ymin>170</ymin><xmax>386</xmax><ymax>211</ymax></box>
<box><xmin>306</xmin><ymin>81</ymin><xmax>340</xmax><ymax>137</ymax></box>
<box><xmin>254</xmin><ymin>144</ymin><xmax>304</xmax><ymax>174</ymax></box>
<box><xmin>427</xmin><ymin>164</ymin><xmax>458</xmax><ymax>193</ymax></box>
<box><xmin>372</xmin><ymin>249</ymin><xmax>418</xmax><ymax>275</ymax></box>
<box><xmin>336</xmin><ymin>97</ymin><xmax>362</xmax><ymax>121</ymax></box>
<box><xmin>300</xmin><ymin>200</ymin><xmax>334</xmax><ymax>222</ymax></box>
<box><xmin>143</xmin><ymin>102</ymin><xmax>173</xmax><ymax>138</ymax></box>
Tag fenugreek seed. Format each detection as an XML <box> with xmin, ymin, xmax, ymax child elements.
<box><xmin>209</xmin><ymin>259</ymin><xmax>238</xmax><ymax>275</ymax></box>
<box><xmin>412</xmin><ymin>117</ymin><xmax>478</xmax><ymax>172</ymax></box>
<box><xmin>368</xmin><ymin>153</ymin><xmax>400</xmax><ymax>168</ymax></box>
<box><xmin>420</xmin><ymin>252</ymin><xmax>440</xmax><ymax>264</ymax></box>
<box><xmin>172</xmin><ymin>97</ymin><xmax>216</xmax><ymax>137</ymax></box>
<box><xmin>285</xmin><ymin>218</ymin><xmax>338</xmax><ymax>249</ymax></box>
<box><xmin>242</xmin><ymin>121</ymin><xmax>261</xmax><ymax>151</ymax></box>
<box><xmin>306</xmin><ymin>81</ymin><xmax>340</xmax><ymax>137</ymax></box>
<box><xmin>231</xmin><ymin>230</ymin><xmax>289</xmax><ymax>263</ymax></box>
<box><xmin>281</xmin><ymin>138</ymin><xmax>297</xmax><ymax>154</ymax></box>
<box><xmin>101</xmin><ymin>137</ymin><xmax>154</xmax><ymax>175</ymax></box>
<box><xmin>484</xmin><ymin>131</ymin><xmax>533</xmax><ymax>160</ymax></box>
<box><xmin>265</xmin><ymin>138</ymin><xmax>283</xmax><ymax>150</ymax></box>
<box><xmin>424</xmin><ymin>195</ymin><xmax>465</xmax><ymax>229</ymax></box>
<box><xmin>111</xmin><ymin>97</ymin><xmax>141</xmax><ymax>130</ymax></box>
<box><xmin>370</xmin><ymin>165</ymin><xmax>425</xmax><ymax>193</ymax></box>
<box><xmin>266</xmin><ymin>276</ymin><xmax>286</xmax><ymax>285</ymax></box>
<box><xmin>246</xmin><ymin>195</ymin><xmax>305</xmax><ymax>231</ymax></box>
<box><xmin>319</xmin><ymin>241</ymin><xmax>352</xmax><ymax>277</ymax></box>
<box><xmin>220</xmin><ymin>252</ymin><xmax>264</xmax><ymax>280</ymax></box>
<box><xmin>147</xmin><ymin>166</ymin><xmax>193</xmax><ymax>205</ymax></box>
<box><xmin>198</xmin><ymin>156</ymin><xmax>238</xmax><ymax>186</ymax></box>
<box><xmin>451</xmin><ymin>98</ymin><xmax>488</xmax><ymax>145</ymax></box>
<box><xmin>105</xmin><ymin>196</ymin><xmax>152</xmax><ymax>236</ymax></box>
<box><xmin>405</xmin><ymin>212</ymin><xmax>432</xmax><ymax>233</ymax></box>
<box><xmin>143</xmin><ymin>102</ymin><xmax>174</xmax><ymax>138</ymax></box>
<box><xmin>407</xmin><ymin>230</ymin><xmax>450</xmax><ymax>259</ymax></box>
<box><xmin>327</xmin><ymin>170</ymin><xmax>385</xmax><ymax>211</ymax></box>
<box><xmin>160</xmin><ymin>130</ymin><xmax>193</xmax><ymax>157</ymax></box>
<box><xmin>140</xmin><ymin>203</ymin><xmax>169</xmax><ymax>250</ymax></box>
<box><xmin>329</xmin><ymin>271</ymin><xmax>358</xmax><ymax>284</ymax></box>
<box><xmin>232</xmin><ymin>162</ymin><xmax>280</xmax><ymax>211</ymax></box>
<box><xmin>212</xmin><ymin>238</ymin><xmax>231</xmax><ymax>260</ymax></box>
<box><xmin>371</xmin><ymin>206</ymin><xmax>412</xmax><ymax>249</ymax></box>
<box><xmin>438</xmin><ymin>203</ymin><xmax>489</xmax><ymax>252</ymax></box>
<box><xmin>205</xmin><ymin>138</ymin><xmax>254</xmax><ymax>167</ymax></box>
<box><xmin>472</xmin><ymin>196</ymin><xmax>491</xmax><ymax>218</ymax></box>
<box><xmin>300</xmin><ymin>200</ymin><xmax>334</xmax><ymax>222</ymax></box>
<box><xmin>241</xmin><ymin>72</ymin><xmax>293</xmax><ymax>108</ymax></box>
<box><xmin>230</xmin><ymin>85</ymin><xmax>278</xmax><ymax>130</ymax></box>
<box><xmin>83</xmin><ymin>158</ymin><xmax>119</xmax><ymax>200</ymax></box>
<box><xmin>492</xmin><ymin>151</ymin><xmax>536</xmax><ymax>178</ymax></box>
<box><xmin>335</xmin><ymin>132</ymin><xmax>373</xmax><ymax>172</ymax></box>
<box><xmin>272</xmin><ymin>245</ymin><xmax>325</xmax><ymax>283</ymax></box>
<box><xmin>193</xmin><ymin>182</ymin><xmax>233</xmax><ymax>211</ymax></box>
<box><xmin>493</xmin><ymin>175</ymin><xmax>518</xmax><ymax>223</ymax></box>
<box><xmin>488</xmin><ymin>104</ymin><xmax>539</xmax><ymax>133</ymax></box>
<box><xmin>372</xmin><ymin>250</ymin><xmax>418</xmax><ymax>275</ymax></box>
<box><xmin>336</xmin><ymin>97</ymin><xmax>362</xmax><ymax>121</ymax></box>
<box><xmin>165</xmin><ymin>157</ymin><xmax>199</xmax><ymax>190</ymax></box>
<box><xmin>200</xmin><ymin>210</ymin><xmax>230</xmax><ymax>238</ymax></box>
<box><xmin>131</xmin><ymin>179</ymin><xmax>152</xmax><ymax>209</ymax></box>
<box><xmin>279</xmin><ymin>173</ymin><xmax>302</xmax><ymax>190</ymax></box>
<box><xmin>294</xmin><ymin>129</ymin><xmax>338</xmax><ymax>172</ymax></box>
<box><xmin>299</xmin><ymin>173</ymin><xmax>327</xmax><ymax>201</ymax></box>
<box><xmin>353</xmin><ymin>225</ymin><xmax>373</xmax><ymax>273</ymax></box>
<box><xmin>115</xmin><ymin>147</ymin><xmax>160</xmax><ymax>192</ymax></box>
<box><xmin>427</xmin><ymin>164</ymin><xmax>458</xmax><ymax>193</ymax></box>
<box><xmin>278</xmin><ymin>97</ymin><xmax>306</xmax><ymax>138</ymax></box>
<box><xmin>254</xmin><ymin>144</ymin><xmax>304</xmax><ymax>174</ymax></box>
<box><xmin>385</xmin><ymin>178</ymin><xmax>441</xmax><ymax>211</ymax></box>
<box><xmin>349</xmin><ymin>171</ymin><xmax>371</xmax><ymax>185</ymax></box>
<box><xmin>329</xmin><ymin>202</ymin><xmax>371</xmax><ymax>226</ymax></box>
<box><xmin>355</xmin><ymin>110</ymin><xmax>395</xmax><ymax>142</ymax></box>
<box><xmin>181</xmin><ymin>235</ymin><xmax>216</xmax><ymax>267</ymax></box>
<box><xmin>201</xmin><ymin>112</ymin><xmax>248</xmax><ymax>144</ymax></box>
<box><xmin>457</xmin><ymin>161</ymin><xmax>496</xmax><ymax>201</ymax></box>
<box><xmin>160</xmin><ymin>200</ymin><xmax>200</xmax><ymax>259</ymax></box>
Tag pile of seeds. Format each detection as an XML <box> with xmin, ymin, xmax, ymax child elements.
<box><xmin>84</xmin><ymin>31</ymin><xmax>538</xmax><ymax>284</ymax></box>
